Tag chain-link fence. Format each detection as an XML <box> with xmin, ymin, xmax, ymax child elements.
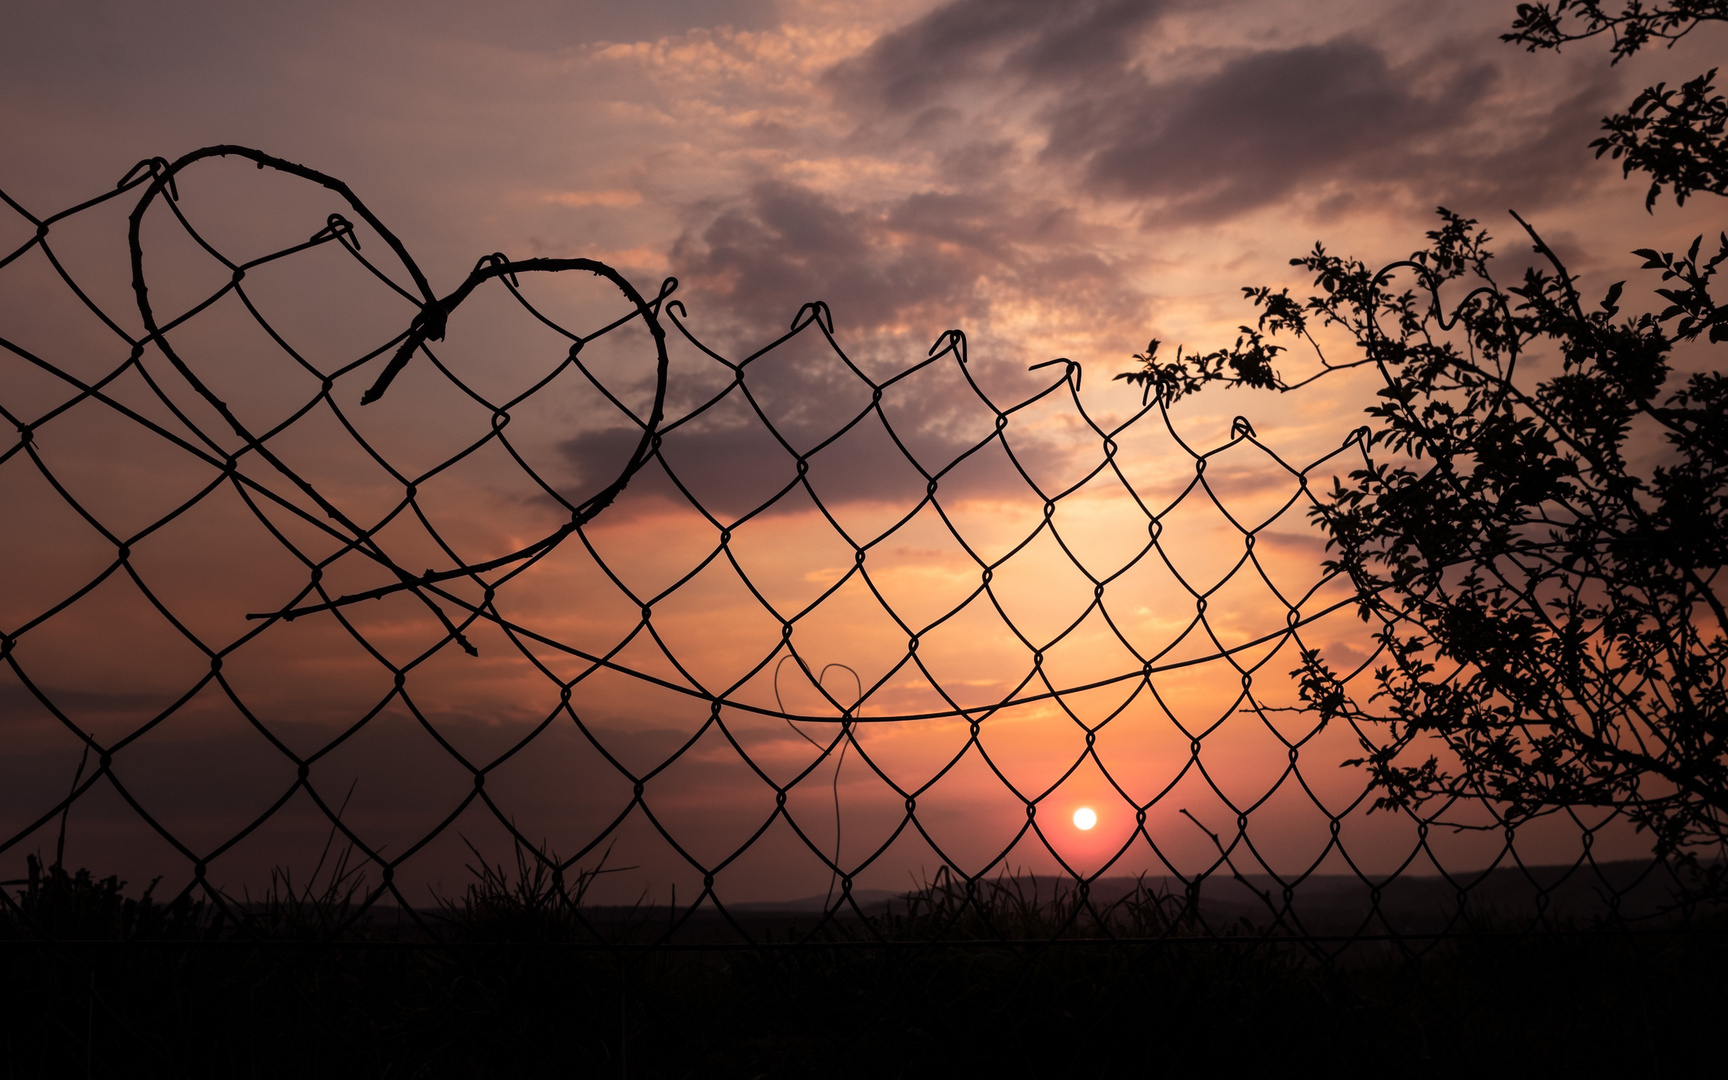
<box><xmin>0</xmin><ymin>147</ymin><xmax>1709</xmax><ymax>958</ymax></box>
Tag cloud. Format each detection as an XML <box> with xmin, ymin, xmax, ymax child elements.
<box><xmin>822</xmin><ymin>0</ymin><xmax>1623</xmax><ymax>226</ymax></box>
<box><xmin>670</xmin><ymin>179</ymin><xmax>984</xmax><ymax>335</ymax></box>
<box><xmin>1047</xmin><ymin>38</ymin><xmax>1490</xmax><ymax>219</ymax></box>
<box><xmin>587</xmin><ymin>168</ymin><xmax>1154</xmax><ymax>524</ymax></box>
<box><xmin>825</xmin><ymin>0</ymin><xmax>1169</xmax><ymax>113</ymax></box>
<box><xmin>558</xmin><ymin>366</ymin><xmax>1092</xmax><ymax>524</ymax></box>
<box><xmin>1062</xmin><ymin>35</ymin><xmax>1634</xmax><ymax>221</ymax></box>
<box><xmin>666</xmin><ymin>178</ymin><xmax>1136</xmax><ymax>347</ymax></box>
<box><xmin>545</xmin><ymin>189</ymin><xmax>644</xmax><ymax>208</ymax></box>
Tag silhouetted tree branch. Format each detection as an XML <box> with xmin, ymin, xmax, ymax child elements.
<box><xmin>1506</xmin><ymin>2</ymin><xmax>1728</xmax><ymax>207</ymax></box>
<box><xmin>1120</xmin><ymin>209</ymin><xmax>1727</xmax><ymax>859</ymax></box>
<box><xmin>1506</xmin><ymin>1</ymin><xmax>1725</xmax><ymax>59</ymax></box>
<box><xmin>1120</xmin><ymin>2</ymin><xmax>1728</xmax><ymax>864</ymax></box>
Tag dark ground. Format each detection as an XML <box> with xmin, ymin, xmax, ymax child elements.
<box><xmin>1</xmin><ymin>860</ymin><xmax>1723</xmax><ymax>1079</ymax></box>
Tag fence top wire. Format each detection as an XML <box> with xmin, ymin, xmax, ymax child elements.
<box><xmin>0</xmin><ymin>147</ymin><xmax>1709</xmax><ymax>953</ymax></box>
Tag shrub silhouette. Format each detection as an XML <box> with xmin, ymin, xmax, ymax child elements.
<box><xmin>1122</xmin><ymin>2</ymin><xmax>1727</xmax><ymax>872</ymax></box>
<box><xmin>1507</xmin><ymin>1</ymin><xmax>1728</xmax><ymax>209</ymax></box>
<box><xmin>0</xmin><ymin>856</ymin><xmax>214</xmax><ymax>942</ymax></box>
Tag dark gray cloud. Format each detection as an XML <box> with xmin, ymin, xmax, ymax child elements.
<box><xmin>1050</xmin><ymin>36</ymin><xmax>1626</xmax><ymax>220</ymax></box>
<box><xmin>566</xmin><ymin>421</ymin><xmax>931</xmax><ymax>525</ymax></box>
<box><xmin>643</xmin><ymin>170</ymin><xmax>1147</xmax><ymax>522</ymax></box>
<box><xmin>559</xmin><ymin>376</ymin><xmax>1091</xmax><ymax>526</ymax></box>
<box><xmin>1047</xmin><ymin>39</ymin><xmax>1489</xmax><ymax>218</ymax></box>
<box><xmin>667</xmin><ymin>179</ymin><xmax>1128</xmax><ymax>342</ymax></box>
<box><xmin>824</xmin><ymin>0</ymin><xmax>1623</xmax><ymax>224</ymax></box>
<box><xmin>669</xmin><ymin>180</ymin><xmax>988</xmax><ymax>336</ymax></box>
<box><xmin>825</xmin><ymin>0</ymin><xmax>1169</xmax><ymax>112</ymax></box>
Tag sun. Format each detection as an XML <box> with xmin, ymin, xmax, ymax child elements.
<box><xmin>1072</xmin><ymin>807</ymin><xmax>1097</xmax><ymax>831</ymax></box>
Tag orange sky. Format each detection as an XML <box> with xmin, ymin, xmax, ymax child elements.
<box><xmin>2</xmin><ymin>0</ymin><xmax>1718</xmax><ymax>907</ymax></box>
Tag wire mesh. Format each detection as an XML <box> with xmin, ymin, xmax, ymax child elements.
<box><xmin>0</xmin><ymin>147</ymin><xmax>1705</xmax><ymax>953</ymax></box>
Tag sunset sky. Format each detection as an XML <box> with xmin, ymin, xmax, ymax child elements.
<box><xmin>2</xmin><ymin>0</ymin><xmax>1720</xmax><ymax>909</ymax></box>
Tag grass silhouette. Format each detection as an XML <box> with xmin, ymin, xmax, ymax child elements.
<box><xmin>1</xmin><ymin>847</ymin><xmax>1723</xmax><ymax>1078</ymax></box>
